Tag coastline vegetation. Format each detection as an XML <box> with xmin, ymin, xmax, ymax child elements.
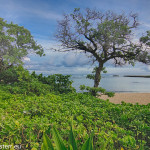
<box><xmin>0</xmin><ymin>66</ymin><xmax>150</xmax><ymax>150</ymax></box>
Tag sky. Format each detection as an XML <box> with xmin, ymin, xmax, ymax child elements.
<box><xmin>0</xmin><ymin>0</ymin><xmax>150</xmax><ymax>75</ymax></box>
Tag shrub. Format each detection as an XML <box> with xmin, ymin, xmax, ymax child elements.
<box><xmin>0</xmin><ymin>66</ymin><xmax>18</xmax><ymax>83</ymax></box>
<box><xmin>42</xmin><ymin>126</ymin><xmax>94</xmax><ymax>150</ymax></box>
<box><xmin>80</xmin><ymin>85</ymin><xmax>114</xmax><ymax>97</ymax></box>
<box><xmin>0</xmin><ymin>90</ymin><xmax>149</xmax><ymax>149</ymax></box>
<box><xmin>0</xmin><ymin>66</ymin><xmax>75</xmax><ymax>95</ymax></box>
<box><xmin>31</xmin><ymin>72</ymin><xmax>76</xmax><ymax>94</ymax></box>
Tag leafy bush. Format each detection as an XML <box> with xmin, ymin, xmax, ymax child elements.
<box><xmin>31</xmin><ymin>72</ymin><xmax>76</xmax><ymax>94</ymax></box>
<box><xmin>42</xmin><ymin>126</ymin><xmax>94</xmax><ymax>150</ymax></box>
<box><xmin>81</xmin><ymin>67</ymin><xmax>114</xmax><ymax>97</ymax></box>
<box><xmin>80</xmin><ymin>85</ymin><xmax>114</xmax><ymax>97</ymax></box>
<box><xmin>0</xmin><ymin>66</ymin><xmax>75</xmax><ymax>95</ymax></box>
<box><xmin>0</xmin><ymin>66</ymin><xmax>19</xmax><ymax>83</ymax></box>
<box><xmin>5</xmin><ymin>81</ymin><xmax>52</xmax><ymax>96</ymax></box>
<box><xmin>0</xmin><ymin>65</ymin><xmax>34</xmax><ymax>84</ymax></box>
<box><xmin>0</xmin><ymin>88</ymin><xmax>149</xmax><ymax>149</ymax></box>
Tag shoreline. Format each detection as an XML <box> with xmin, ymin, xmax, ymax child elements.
<box><xmin>99</xmin><ymin>93</ymin><xmax>150</xmax><ymax>105</ymax></box>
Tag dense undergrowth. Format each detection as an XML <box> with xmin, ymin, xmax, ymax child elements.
<box><xmin>0</xmin><ymin>66</ymin><xmax>150</xmax><ymax>150</ymax></box>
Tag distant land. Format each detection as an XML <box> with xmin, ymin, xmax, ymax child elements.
<box><xmin>124</xmin><ymin>75</ymin><xmax>150</xmax><ymax>78</ymax></box>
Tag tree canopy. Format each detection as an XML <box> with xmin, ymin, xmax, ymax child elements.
<box><xmin>139</xmin><ymin>31</ymin><xmax>150</xmax><ymax>64</ymax></box>
<box><xmin>0</xmin><ymin>18</ymin><xmax>44</xmax><ymax>72</ymax></box>
<box><xmin>140</xmin><ymin>31</ymin><xmax>150</xmax><ymax>46</ymax></box>
<box><xmin>56</xmin><ymin>8</ymin><xmax>150</xmax><ymax>95</ymax></box>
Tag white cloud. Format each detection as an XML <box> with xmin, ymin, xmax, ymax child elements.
<box><xmin>23</xmin><ymin>57</ymin><xmax>30</xmax><ymax>62</ymax></box>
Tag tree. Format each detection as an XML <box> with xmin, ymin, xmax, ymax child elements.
<box><xmin>0</xmin><ymin>18</ymin><xmax>44</xmax><ymax>72</ymax></box>
<box><xmin>138</xmin><ymin>31</ymin><xmax>150</xmax><ymax>64</ymax></box>
<box><xmin>140</xmin><ymin>31</ymin><xmax>150</xmax><ymax>46</ymax></box>
<box><xmin>55</xmin><ymin>8</ymin><xmax>150</xmax><ymax>96</ymax></box>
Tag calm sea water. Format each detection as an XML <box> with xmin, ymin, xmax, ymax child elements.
<box><xmin>71</xmin><ymin>74</ymin><xmax>150</xmax><ymax>93</ymax></box>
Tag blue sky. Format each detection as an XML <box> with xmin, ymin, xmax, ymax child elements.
<box><xmin>1</xmin><ymin>0</ymin><xmax>150</xmax><ymax>75</ymax></box>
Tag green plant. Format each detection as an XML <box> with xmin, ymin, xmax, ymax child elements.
<box><xmin>0</xmin><ymin>17</ymin><xmax>44</xmax><ymax>73</ymax></box>
<box><xmin>80</xmin><ymin>85</ymin><xmax>114</xmax><ymax>97</ymax></box>
<box><xmin>0</xmin><ymin>66</ymin><xmax>18</xmax><ymax>83</ymax></box>
<box><xmin>79</xmin><ymin>67</ymin><xmax>114</xmax><ymax>97</ymax></box>
<box><xmin>0</xmin><ymin>85</ymin><xmax>149</xmax><ymax>149</ymax></box>
<box><xmin>42</xmin><ymin>126</ymin><xmax>94</xmax><ymax>150</ymax></box>
<box><xmin>0</xmin><ymin>67</ymin><xmax>75</xmax><ymax>95</ymax></box>
<box><xmin>55</xmin><ymin>8</ymin><xmax>150</xmax><ymax>96</ymax></box>
<box><xmin>31</xmin><ymin>72</ymin><xmax>76</xmax><ymax>94</ymax></box>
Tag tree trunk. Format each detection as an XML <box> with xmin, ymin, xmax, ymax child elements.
<box><xmin>92</xmin><ymin>63</ymin><xmax>103</xmax><ymax>96</ymax></box>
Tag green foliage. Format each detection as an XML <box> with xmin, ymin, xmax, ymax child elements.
<box><xmin>86</xmin><ymin>67</ymin><xmax>107</xmax><ymax>80</ymax></box>
<box><xmin>139</xmin><ymin>30</ymin><xmax>150</xmax><ymax>64</ymax></box>
<box><xmin>0</xmin><ymin>17</ymin><xmax>44</xmax><ymax>72</ymax></box>
<box><xmin>0</xmin><ymin>86</ymin><xmax>149</xmax><ymax>149</ymax></box>
<box><xmin>86</xmin><ymin>74</ymin><xmax>95</xmax><ymax>80</ymax></box>
<box><xmin>80</xmin><ymin>85</ymin><xmax>114</xmax><ymax>97</ymax></box>
<box><xmin>16</xmin><ymin>65</ymin><xmax>32</xmax><ymax>82</ymax></box>
<box><xmin>0</xmin><ymin>66</ymin><xmax>18</xmax><ymax>83</ymax></box>
<box><xmin>42</xmin><ymin>126</ymin><xmax>93</xmax><ymax>150</ymax></box>
<box><xmin>52</xmin><ymin>126</ymin><xmax>67</xmax><ymax>150</ymax></box>
<box><xmin>56</xmin><ymin>8</ymin><xmax>150</xmax><ymax>94</ymax></box>
<box><xmin>0</xmin><ymin>65</ymin><xmax>33</xmax><ymax>84</ymax></box>
<box><xmin>69</xmin><ymin>126</ymin><xmax>78</xmax><ymax>150</ymax></box>
<box><xmin>140</xmin><ymin>31</ymin><xmax>150</xmax><ymax>46</ymax></box>
<box><xmin>31</xmin><ymin>72</ymin><xmax>75</xmax><ymax>94</ymax></box>
<box><xmin>41</xmin><ymin>133</ymin><xmax>54</xmax><ymax>150</ymax></box>
<box><xmin>81</xmin><ymin>132</ymin><xmax>93</xmax><ymax>150</ymax></box>
<box><xmin>0</xmin><ymin>66</ymin><xmax>75</xmax><ymax>95</ymax></box>
<box><xmin>85</xmin><ymin>67</ymin><xmax>110</xmax><ymax>96</ymax></box>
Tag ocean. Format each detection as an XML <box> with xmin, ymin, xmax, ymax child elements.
<box><xmin>71</xmin><ymin>74</ymin><xmax>150</xmax><ymax>93</ymax></box>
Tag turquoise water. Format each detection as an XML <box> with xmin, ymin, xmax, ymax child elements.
<box><xmin>71</xmin><ymin>74</ymin><xmax>150</xmax><ymax>93</ymax></box>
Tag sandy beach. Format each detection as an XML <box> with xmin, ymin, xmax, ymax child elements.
<box><xmin>99</xmin><ymin>93</ymin><xmax>150</xmax><ymax>105</ymax></box>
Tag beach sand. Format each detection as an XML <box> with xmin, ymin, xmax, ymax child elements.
<box><xmin>99</xmin><ymin>93</ymin><xmax>150</xmax><ymax>105</ymax></box>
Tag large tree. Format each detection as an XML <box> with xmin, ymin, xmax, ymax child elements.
<box><xmin>0</xmin><ymin>18</ymin><xmax>44</xmax><ymax>72</ymax></box>
<box><xmin>55</xmin><ymin>8</ymin><xmax>150</xmax><ymax>95</ymax></box>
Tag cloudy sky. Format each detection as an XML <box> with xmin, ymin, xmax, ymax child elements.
<box><xmin>1</xmin><ymin>0</ymin><xmax>150</xmax><ymax>75</ymax></box>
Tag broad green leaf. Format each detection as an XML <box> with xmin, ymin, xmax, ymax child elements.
<box><xmin>52</xmin><ymin>126</ymin><xmax>67</xmax><ymax>150</ymax></box>
<box><xmin>81</xmin><ymin>132</ymin><xmax>94</xmax><ymax>150</ymax></box>
<box><xmin>31</xmin><ymin>148</ymin><xmax>37</xmax><ymax>150</ymax></box>
<box><xmin>69</xmin><ymin>126</ymin><xmax>77</xmax><ymax>150</ymax></box>
<box><xmin>45</xmin><ymin>125</ymin><xmax>51</xmax><ymax>135</ymax></box>
<box><xmin>68</xmin><ymin>144</ymin><xmax>73</xmax><ymax>150</ymax></box>
<box><xmin>42</xmin><ymin>133</ymin><xmax>54</xmax><ymax>150</ymax></box>
<box><xmin>81</xmin><ymin>137</ymin><xmax>91</xmax><ymax>150</ymax></box>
